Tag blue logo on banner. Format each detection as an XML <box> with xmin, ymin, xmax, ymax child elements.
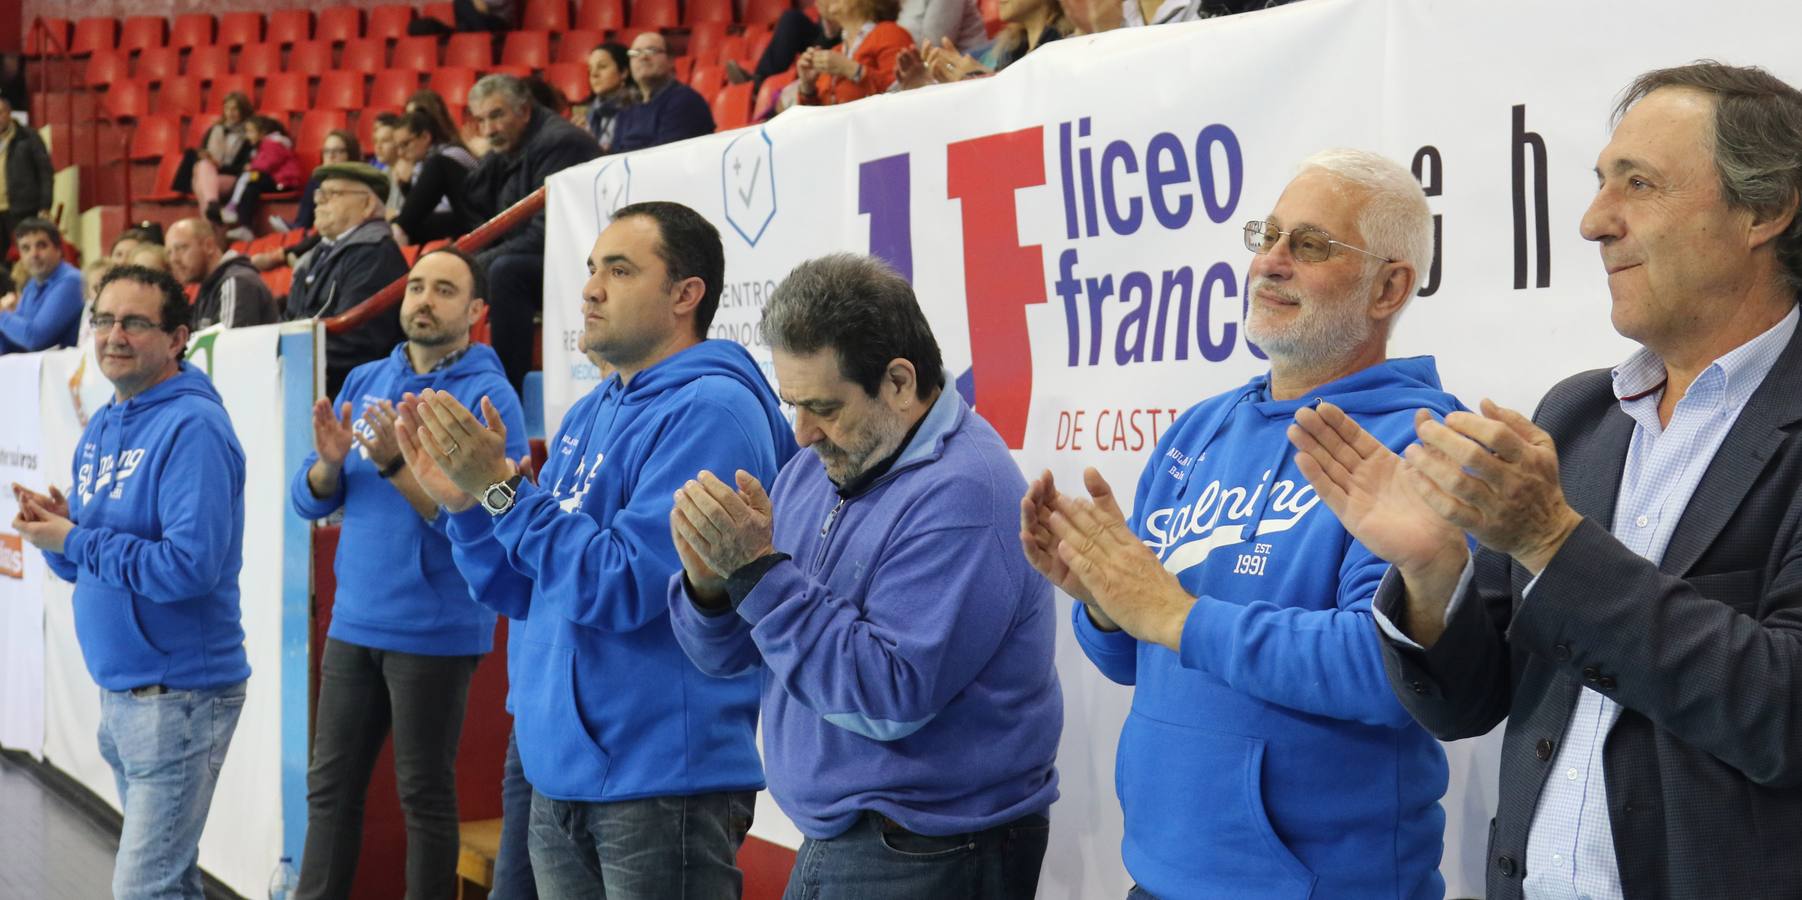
<box><xmin>593</xmin><ymin>158</ymin><xmax>632</xmax><ymax>224</ymax></box>
<box><xmin>721</xmin><ymin>129</ymin><xmax>777</xmax><ymax>246</ymax></box>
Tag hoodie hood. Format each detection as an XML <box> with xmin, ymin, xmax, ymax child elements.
<box><xmin>614</xmin><ymin>340</ymin><xmax>794</xmax><ymax>446</ymax></box>
<box><xmin>105</xmin><ymin>361</ymin><xmax>226</xmax><ymax>423</ymax></box>
<box><xmin>1246</xmin><ymin>355</ymin><xmax>1450</xmax><ymax>418</ymax></box>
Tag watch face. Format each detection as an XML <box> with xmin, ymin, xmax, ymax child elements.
<box><xmin>484</xmin><ymin>482</ymin><xmax>512</xmax><ymax>511</ymax></box>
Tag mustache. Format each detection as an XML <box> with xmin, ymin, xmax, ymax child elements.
<box><xmin>1247</xmin><ymin>276</ymin><xmax>1302</xmax><ymax>305</ymax></box>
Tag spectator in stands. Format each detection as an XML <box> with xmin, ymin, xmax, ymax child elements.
<box><xmin>290</xmin><ymin>246</ymin><xmax>526</xmax><ymax>900</ymax></box>
<box><xmin>175</xmin><ymin>92</ymin><xmax>255</xmax><ymax>220</ymax></box>
<box><xmin>167</xmin><ymin>218</ymin><xmax>280</xmax><ymax>331</ymax></box>
<box><xmin>218</xmin><ymin>116</ymin><xmax>305</xmax><ymax>242</ymax></box>
<box><xmin>0</xmin><ymin>93</ymin><xmax>54</xmax><ymax>277</ymax></box>
<box><xmin>286</xmin><ymin>163</ymin><xmax>409</xmax><ymax>396</ymax></box>
<box><xmin>10</xmin><ymin>264</ymin><xmax>249</xmax><ymax>900</ymax></box>
<box><xmin>464</xmin><ymin>74</ymin><xmax>601</xmax><ymax>390</ymax></box>
<box><xmin>108</xmin><ymin>226</ymin><xmax>164</xmax><ymax>268</ymax></box>
<box><xmin>896</xmin><ymin>0</ymin><xmax>1068</xmax><ymax>88</ymax></box>
<box><xmin>390</xmin><ymin>111</ymin><xmax>479</xmax><ymax>247</ymax></box>
<box><xmin>372</xmin><ymin>113</ymin><xmax>405</xmax><ymax>175</ymax></box>
<box><xmin>900</xmin><ymin>0</ymin><xmax>988</xmax><ymax>53</ymax></box>
<box><xmin>392</xmin><ymin>201</ymin><xmax>796</xmax><ymax>899</ymax></box>
<box><xmin>668</xmin><ymin>253</ymin><xmax>1062</xmax><ymax>899</ymax></box>
<box><xmin>278</xmin><ymin>130</ymin><xmax>361</xmax><ymax>236</ymax></box>
<box><xmin>583</xmin><ymin>43</ymin><xmax>635</xmax><ymax>153</ymax></box>
<box><xmin>0</xmin><ymin>218</ymin><xmax>81</xmax><ymax>354</ymax></box>
<box><xmin>788</xmin><ymin>0</ymin><xmax>913</xmax><ymax>108</ymax></box>
<box><xmin>0</xmin><ymin>53</ymin><xmax>25</xmax><ymax>112</ymax></box>
<box><xmin>613</xmin><ymin>34</ymin><xmax>716</xmax><ymax>153</ymax></box>
<box><xmin>727</xmin><ymin>11</ymin><xmax>839</xmax><ymax>98</ymax></box>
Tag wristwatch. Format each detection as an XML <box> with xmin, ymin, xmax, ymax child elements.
<box><xmin>480</xmin><ymin>474</ymin><xmax>525</xmax><ymax>516</ymax></box>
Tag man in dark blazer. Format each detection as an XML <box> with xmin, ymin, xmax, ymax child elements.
<box><xmin>1288</xmin><ymin>62</ymin><xmax>1802</xmax><ymax>899</ymax></box>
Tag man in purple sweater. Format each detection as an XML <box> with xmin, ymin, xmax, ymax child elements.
<box><xmin>665</xmin><ymin>253</ymin><xmax>1062</xmax><ymax>898</ymax></box>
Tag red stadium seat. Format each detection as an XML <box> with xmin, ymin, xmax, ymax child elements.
<box><xmin>490</xmin><ymin>64</ymin><xmax>535</xmax><ymax>80</ymax></box>
<box><xmin>187</xmin><ymin>115</ymin><xmax>216</xmax><ymax>149</ymax></box>
<box><xmin>71</xmin><ymin>17</ymin><xmax>118</xmax><ymax>56</ymax></box>
<box><xmin>523</xmin><ymin>0</ymin><xmax>574</xmax><ymax>31</ymax></box>
<box><xmin>747</xmin><ymin>26</ymin><xmax>774</xmax><ymax>62</ymax></box>
<box><xmin>316</xmin><ymin>71</ymin><xmax>366</xmax><ymax>111</ymax></box>
<box><xmin>429</xmin><ymin>66</ymin><xmax>479</xmax><ymax>111</ymax></box>
<box><xmin>370</xmin><ymin>69</ymin><xmax>422</xmax><ymax>109</ymax></box>
<box><xmin>343</xmin><ymin>37</ymin><xmax>393</xmax><ymax>75</ymax></box>
<box><xmin>689</xmin><ymin>63</ymin><xmax>722</xmax><ymax>100</ymax></box>
<box><xmin>543</xmin><ymin>62</ymin><xmax>592</xmax><ymax>105</ymax></box>
<box><xmin>368</xmin><ymin>5</ymin><xmax>417</xmax><ymax>42</ymax></box>
<box><xmin>139</xmin><ymin>154</ymin><xmax>189</xmax><ymax>203</ymax></box>
<box><xmin>119</xmin><ymin>16</ymin><xmax>168</xmax><ymax>54</ymax></box>
<box><xmin>424</xmin><ymin>3</ymin><xmax>458</xmax><ymax>28</ymax></box>
<box><xmin>686</xmin><ymin>0</ymin><xmax>736</xmax><ymax>27</ymax></box>
<box><xmin>317</xmin><ymin>7</ymin><xmax>365</xmax><ymax>45</ymax></box>
<box><xmin>716</xmin><ymin>34</ymin><xmax>749</xmax><ymax>67</ymax></box>
<box><xmin>135</xmin><ymin>46</ymin><xmax>182</xmax><ymax>83</ymax></box>
<box><xmin>262</xmin><ymin>266</ymin><xmax>293</xmax><ymax>298</ymax></box>
<box><xmin>289</xmin><ymin>40</ymin><xmax>336</xmax><ymax>76</ymax></box>
<box><xmin>503</xmin><ymin>31</ymin><xmax>553</xmax><ymax>70</ymax></box>
<box><xmin>616</xmin><ymin>27</ymin><xmax>658</xmax><ymax>48</ymax></box>
<box><xmin>103</xmin><ymin>80</ymin><xmax>150</xmax><ymax>120</ymax></box>
<box><xmin>130</xmin><ymin>114</ymin><xmax>185</xmax><ymax>160</ymax></box>
<box><xmin>743</xmin><ymin>0</ymin><xmax>793</xmax><ymax>27</ymax></box>
<box><xmin>208</xmin><ymin>74</ymin><xmax>256</xmax><ymax>109</ymax></box>
<box><xmin>754</xmin><ymin>69</ymin><xmax>792</xmax><ymax>118</ymax></box>
<box><xmin>218</xmin><ymin>12</ymin><xmax>264</xmax><ymax>48</ymax></box>
<box><xmin>26</xmin><ymin>18</ymin><xmax>72</xmax><ymax>57</ymax></box>
<box><xmin>576</xmin><ymin>0</ymin><xmax>627</xmax><ymax>31</ymax></box>
<box><xmin>445</xmin><ymin>33</ymin><xmax>493</xmax><ymax>69</ymax></box>
<box><xmin>261</xmin><ymin>72</ymin><xmax>311</xmax><ymax>114</ymax></box>
<box><xmin>156</xmin><ymin>75</ymin><xmax>206</xmax><ymax>116</ymax></box>
<box><xmin>296</xmin><ymin>110</ymin><xmax>350</xmax><ymax>174</ymax></box>
<box><xmin>267</xmin><ymin>10</ymin><xmax>313</xmax><ymax>46</ymax></box>
<box><xmin>238</xmin><ymin>44</ymin><xmax>284</xmax><ymax>80</ymax></box>
<box><xmin>687</xmin><ymin>23</ymin><xmax>728</xmax><ymax>64</ymax></box>
<box><xmin>171</xmin><ymin>14</ymin><xmax>216</xmax><ymax>51</ymax></box>
<box><xmin>712</xmin><ymin>82</ymin><xmax>751</xmax><ymax>130</ymax></box>
<box><xmin>391</xmin><ymin>36</ymin><xmax>439</xmax><ymax>72</ymax></box>
<box><xmin>674</xmin><ymin>55</ymin><xmax>694</xmax><ymax>82</ymax></box>
<box><xmin>557</xmin><ymin>30</ymin><xmax>606</xmax><ymax>64</ymax></box>
<box><xmin>632</xmin><ymin>0</ymin><xmax>681</xmax><ymax>30</ymax></box>
<box><xmin>84</xmin><ymin>49</ymin><xmax>129</xmax><ymax>88</ymax></box>
<box><xmin>187</xmin><ymin>45</ymin><xmax>232</xmax><ymax>83</ymax></box>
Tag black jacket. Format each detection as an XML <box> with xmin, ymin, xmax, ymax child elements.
<box><xmin>1378</xmin><ymin>321</ymin><xmax>1802</xmax><ymax>899</ymax></box>
<box><xmin>467</xmin><ymin>105</ymin><xmax>600</xmax><ymax>264</ymax></box>
<box><xmin>286</xmin><ymin>218</ymin><xmax>408</xmax><ymax>395</ymax></box>
<box><xmin>2</xmin><ymin>121</ymin><xmax>54</xmax><ymax>217</ymax></box>
<box><xmin>193</xmin><ymin>253</ymin><xmax>280</xmax><ymax>330</ymax></box>
<box><xmin>394</xmin><ymin>143</ymin><xmax>480</xmax><ymax>245</ymax></box>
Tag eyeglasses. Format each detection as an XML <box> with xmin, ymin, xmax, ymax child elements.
<box><xmin>626</xmin><ymin>47</ymin><xmax>667</xmax><ymax>58</ymax></box>
<box><xmin>1243</xmin><ymin>220</ymin><xmax>1392</xmax><ymax>264</ymax></box>
<box><xmin>314</xmin><ymin>187</ymin><xmax>374</xmax><ymax>203</ymax></box>
<box><xmin>90</xmin><ymin>314</ymin><xmax>165</xmax><ymax>335</ymax></box>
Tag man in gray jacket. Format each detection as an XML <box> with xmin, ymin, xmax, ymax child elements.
<box><xmin>167</xmin><ymin>218</ymin><xmax>279</xmax><ymax>331</ymax></box>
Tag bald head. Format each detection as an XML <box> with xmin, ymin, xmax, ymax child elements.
<box><xmin>166</xmin><ymin>218</ymin><xmax>223</xmax><ymax>286</ymax></box>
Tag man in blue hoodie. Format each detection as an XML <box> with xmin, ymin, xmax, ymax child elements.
<box><xmin>0</xmin><ymin>217</ymin><xmax>83</xmax><ymax>353</ymax></box>
<box><xmin>11</xmin><ymin>265</ymin><xmax>249</xmax><ymax>899</ymax></box>
<box><xmin>1022</xmin><ymin>149</ymin><xmax>1460</xmax><ymax>899</ymax></box>
<box><xmin>664</xmin><ymin>253</ymin><xmax>1063</xmax><ymax>899</ymax></box>
<box><xmin>393</xmin><ymin>201</ymin><xmax>797</xmax><ymax>899</ymax></box>
<box><xmin>289</xmin><ymin>247</ymin><xmax>527</xmax><ymax>900</ymax></box>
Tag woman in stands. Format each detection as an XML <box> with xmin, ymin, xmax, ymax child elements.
<box><xmin>792</xmin><ymin>0</ymin><xmax>915</xmax><ymax>106</ymax></box>
<box><xmin>388</xmin><ymin>110</ymin><xmax>480</xmax><ymax>246</ymax></box>
<box><xmin>218</xmin><ymin>116</ymin><xmax>305</xmax><ymax>240</ymax></box>
<box><xmin>174</xmin><ymin>91</ymin><xmax>255</xmax><ymax>220</ymax></box>
<box><xmin>895</xmin><ymin>0</ymin><xmax>1070</xmax><ymax>87</ymax></box>
<box><xmin>581</xmin><ymin>42</ymin><xmax>636</xmax><ymax>153</ymax></box>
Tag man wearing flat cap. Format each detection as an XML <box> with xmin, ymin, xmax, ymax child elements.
<box><xmin>287</xmin><ymin>162</ymin><xmax>410</xmax><ymax>396</ymax></box>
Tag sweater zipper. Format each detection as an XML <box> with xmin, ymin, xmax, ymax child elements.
<box><xmin>811</xmin><ymin>496</ymin><xmax>847</xmax><ymax>569</ymax></box>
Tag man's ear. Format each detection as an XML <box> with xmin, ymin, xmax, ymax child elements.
<box><xmin>1370</xmin><ymin>261</ymin><xmax>1417</xmax><ymax>323</ymax></box>
<box><xmin>671</xmin><ymin>276</ymin><xmax>705</xmax><ymax>319</ymax></box>
<box><xmin>885</xmin><ymin>358</ymin><xmax>918</xmax><ymax>406</ymax></box>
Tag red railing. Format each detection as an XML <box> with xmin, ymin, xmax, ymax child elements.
<box><xmin>324</xmin><ymin>186</ymin><xmax>548</xmax><ymax>334</ymax></box>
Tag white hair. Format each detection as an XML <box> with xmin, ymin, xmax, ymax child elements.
<box><xmin>1296</xmin><ymin>148</ymin><xmax>1434</xmax><ymax>296</ymax></box>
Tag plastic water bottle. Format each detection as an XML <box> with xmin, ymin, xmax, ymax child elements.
<box><xmin>268</xmin><ymin>856</ymin><xmax>299</xmax><ymax>900</ymax></box>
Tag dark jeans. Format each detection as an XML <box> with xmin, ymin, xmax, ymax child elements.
<box><xmin>489</xmin><ymin>728</ymin><xmax>538</xmax><ymax>900</ymax></box>
<box><xmin>781</xmin><ymin>811</ymin><xmax>1050</xmax><ymax>900</ymax></box>
<box><xmin>296</xmin><ymin>638</ymin><xmax>481</xmax><ymax>900</ymax></box>
<box><xmin>481</xmin><ymin>250</ymin><xmax>541</xmax><ymax>393</ymax></box>
<box><xmin>528</xmin><ymin>788</ymin><xmax>755</xmax><ymax>899</ymax></box>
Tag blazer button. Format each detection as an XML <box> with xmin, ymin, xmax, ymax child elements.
<box><xmin>1582</xmin><ymin>666</ymin><xmax>1600</xmax><ymax>684</ymax></box>
<box><xmin>1598</xmin><ymin>675</ymin><xmax>1617</xmax><ymax>691</ymax></box>
<box><xmin>1409</xmin><ymin>679</ymin><xmax>1428</xmax><ymax>695</ymax></box>
<box><xmin>1535</xmin><ymin>739</ymin><xmax>1554</xmax><ymax>760</ymax></box>
<box><xmin>1497</xmin><ymin>855</ymin><xmax>1518</xmax><ymax>877</ymax></box>
<box><xmin>1553</xmin><ymin>643</ymin><xmax>1572</xmax><ymax>661</ymax></box>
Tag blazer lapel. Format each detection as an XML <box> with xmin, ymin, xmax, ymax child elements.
<box><xmin>1564</xmin><ymin>404</ymin><xmax>1636</xmax><ymax>528</ymax></box>
<box><xmin>1662</xmin><ymin>322</ymin><xmax>1802</xmax><ymax>576</ymax></box>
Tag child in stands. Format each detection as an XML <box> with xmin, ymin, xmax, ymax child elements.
<box><xmin>216</xmin><ymin>116</ymin><xmax>304</xmax><ymax>241</ymax></box>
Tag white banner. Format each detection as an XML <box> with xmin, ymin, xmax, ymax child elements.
<box><xmin>542</xmin><ymin>0</ymin><xmax>1802</xmax><ymax>895</ymax></box>
<box><xmin>0</xmin><ymin>352</ymin><xmax>49</xmax><ymax>757</ymax></box>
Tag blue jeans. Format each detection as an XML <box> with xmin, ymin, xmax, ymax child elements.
<box><xmin>489</xmin><ymin>728</ymin><xmax>538</xmax><ymax>900</ymax></box>
<box><xmin>781</xmin><ymin>811</ymin><xmax>1050</xmax><ymax>900</ymax></box>
<box><xmin>528</xmin><ymin>788</ymin><xmax>755</xmax><ymax>899</ymax></box>
<box><xmin>96</xmin><ymin>681</ymin><xmax>247</xmax><ymax>900</ymax></box>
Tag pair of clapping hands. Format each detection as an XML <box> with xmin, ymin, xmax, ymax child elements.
<box><xmin>895</xmin><ymin>38</ymin><xmax>989</xmax><ymax>91</ymax></box>
<box><xmin>11</xmin><ymin>482</ymin><xmax>72</xmax><ymax>554</ymax></box>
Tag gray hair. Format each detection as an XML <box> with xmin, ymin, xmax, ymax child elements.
<box><xmin>1616</xmin><ymin>61</ymin><xmax>1802</xmax><ymax>294</ymax></box>
<box><xmin>468</xmin><ymin>74</ymin><xmax>531</xmax><ymax>111</ymax></box>
<box><xmin>1296</xmin><ymin>148</ymin><xmax>1433</xmax><ymax>295</ymax></box>
<box><xmin>763</xmin><ymin>254</ymin><xmax>946</xmax><ymax>400</ymax></box>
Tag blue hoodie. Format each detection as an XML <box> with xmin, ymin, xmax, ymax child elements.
<box><xmin>42</xmin><ymin>363</ymin><xmax>250</xmax><ymax>692</ymax></box>
<box><xmin>1075</xmin><ymin>357</ymin><xmax>1458</xmax><ymax>900</ymax></box>
<box><xmin>667</xmin><ymin>387</ymin><xmax>1063</xmax><ymax>840</ymax></box>
<box><xmin>444</xmin><ymin>340</ymin><xmax>799</xmax><ymax>802</ymax></box>
<box><xmin>289</xmin><ymin>342</ymin><xmax>527</xmax><ymax>656</ymax></box>
<box><xmin>1</xmin><ymin>260</ymin><xmax>83</xmax><ymax>353</ymax></box>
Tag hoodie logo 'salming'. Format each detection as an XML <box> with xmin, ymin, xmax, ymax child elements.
<box><xmin>1142</xmin><ymin>471</ymin><xmax>1320</xmax><ymax>575</ymax></box>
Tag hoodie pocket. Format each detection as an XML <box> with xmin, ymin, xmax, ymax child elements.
<box><xmin>513</xmin><ymin>641</ymin><xmax>612</xmax><ymax>796</ymax></box>
<box><xmin>1117</xmin><ymin>712</ymin><xmax>1316</xmax><ymax>897</ymax></box>
<box><xmin>73</xmin><ymin>585</ymin><xmax>168</xmax><ymax>679</ymax></box>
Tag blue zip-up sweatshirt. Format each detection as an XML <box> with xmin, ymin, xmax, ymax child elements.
<box><xmin>1075</xmin><ymin>357</ymin><xmax>1459</xmax><ymax>900</ymax></box>
<box><xmin>668</xmin><ymin>387</ymin><xmax>1063</xmax><ymax>839</ymax></box>
<box><xmin>443</xmin><ymin>340</ymin><xmax>798</xmax><ymax>801</ymax></box>
<box><xmin>0</xmin><ymin>261</ymin><xmax>83</xmax><ymax>353</ymax></box>
<box><xmin>289</xmin><ymin>342</ymin><xmax>527</xmax><ymax>656</ymax></box>
<box><xmin>42</xmin><ymin>363</ymin><xmax>250</xmax><ymax>691</ymax></box>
